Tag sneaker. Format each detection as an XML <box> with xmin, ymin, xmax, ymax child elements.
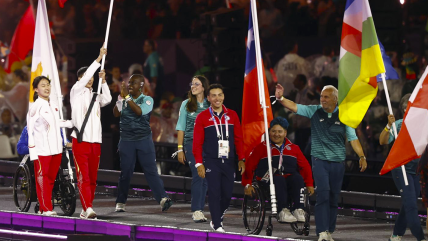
<box><xmin>160</xmin><ymin>197</ymin><xmax>173</xmax><ymax>212</ymax></box>
<box><xmin>210</xmin><ymin>221</ymin><xmax>225</xmax><ymax>232</ymax></box>
<box><xmin>293</xmin><ymin>208</ymin><xmax>306</xmax><ymax>222</ymax></box>
<box><xmin>80</xmin><ymin>210</ymin><xmax>87</xmax><ymax>219</ymax></box>
<box><xmin>192</xmin><ymin>210</ymin><xmax>207</xmax><ymax>223</ymax></box>
<box><xmin>278</xmin><ymin>208</ymin><xmax>297</xmax><ymax>223</ymax></box>
<box><xmin>388</xmin><ymin>235</ymin><xmax>402</xmax><ymax>241</ymax></box>
<box><xmin>43</xmin><ymin>211</ymin><xmax>57</xmax><ymax>216</ymax></box>
<box><xmin>85</xmin><ymin>207</ymin><xmax>97</xmax><ymax>219</ymax></box>
<box><xmin>318</xmin><ymin>231</ymin><xmax>330</xmax><ymax>241</ymax></box>
<box><xmin>328</xmin><ymin>232</ymin><xmax>335</xmax><ymax>241</ymax></box>
<box><xmin>115</xmin><ymin>203</ymin><xmax>126</xmax><ymax>212</ymax></box>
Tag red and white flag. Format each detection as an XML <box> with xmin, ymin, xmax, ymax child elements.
<box><xmin>380</xmin><ymin>66</ymin><xmax>428</xmax><ymax>175</ymax></box>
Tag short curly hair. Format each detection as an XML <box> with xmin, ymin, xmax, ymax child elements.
<box><xmin>269</xmin><ymin>117</ymin><xmax>289</xmax><ymax>130</ymax></box>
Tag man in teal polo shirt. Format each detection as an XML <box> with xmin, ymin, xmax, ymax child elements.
<box><xmin>275</xmin><ymin>84</ymin><xmax>367</xmax><ymax>241</ymax></box>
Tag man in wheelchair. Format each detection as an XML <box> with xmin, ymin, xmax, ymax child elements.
<box><xmin>242</xmin><ymin>117</ymin><xmax>314</xmax><ymax>223</ymax></box>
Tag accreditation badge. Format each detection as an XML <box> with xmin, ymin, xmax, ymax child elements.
<box><xmin>218</xmin><ymin>140</ymin><xmax>229</xmax><ymax>159</ymax></box>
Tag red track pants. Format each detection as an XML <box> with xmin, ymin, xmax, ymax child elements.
<box><xmin>72</xmin><ymin>138</ymin><xmax>101</xmax><ymax>211</ymax></box>
<box><xmin>34</xmin><ymin>153</ymin><xmax>62</xmax><ymax>212</ymax></box>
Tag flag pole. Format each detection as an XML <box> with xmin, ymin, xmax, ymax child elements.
<box><xmin>42</xmin><ymin>0</ymin><xmax>74</xmax><ymax>183</ymax></box>
<box><xmin>250</xmin><ymin>0</ymin><xmax>277</xmax><ymax>215</ymax></box>
<box><xmin>96</xmin><ymin>0</ymin><xmax>114</xmax><ymax>94</ymax></box>
<box><xmin>381</xmin><ymin>73</ymin><xmax>408</xmax><ymax>186</ymax></box>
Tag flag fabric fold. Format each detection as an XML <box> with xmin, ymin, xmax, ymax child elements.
<box><xmin>5</xmin><ymin>5</ymin><xmax>35</xmax><ymax>73</ymax></box>
<box><xmin>338</xmin><ymin>0</ymin><xmax>385</xmax><ymax>128</ymax></box>
<box><xmin>376</xmin><ymin>41</ymin><xmax>399</xmax><ymax>82</ymax></box>
<box><xmin>30</xmin><ymin>0</ymin><xmax>61</xmax><ymax>110</ymax></box>
<box><xmin>242</xmin><ymin>7</ymin><xmax>273</xmax><ymax>159</ymax></box>
<box><xmin>380</xmin><ymin>66</ymin><xmax>428</xmax><ymax>175</ymax></box>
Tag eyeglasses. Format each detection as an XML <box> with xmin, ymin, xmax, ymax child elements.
<box><xmin>189</xmin><ymin>82</ymin><xmax>201</xmax><ymax>87</ymax></box>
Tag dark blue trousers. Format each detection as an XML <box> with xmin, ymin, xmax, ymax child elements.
<box><xmin>184</xmin><ymin>143</ymin><xmax>208</xmax><ymax>212</ymax></box>
<box><xmin>312</xmin><ymin>157</ymin><xmax>345</xmax><ymax>235</ymax></box>
<box><xmin>273</xmin><ymin>174</ymin><xmax>305</xmax><ymax>211</ymax></box>
<box><xmin>116</xmin><ymin>138</ymin><xmax>167</xmax><ymax>204</ymax></box>
<box><xmin>204</xmin><ymin>158</ymin><xmax>235</xmax><ymax>229</ymax></box>
<box><xmin>391</xmin><ymin>168</ymin><xmax>425</xmax><ymax>240</ymax></box>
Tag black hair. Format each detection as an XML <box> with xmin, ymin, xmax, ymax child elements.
<box><xmin>77</xmin><ymin>66</ymin><xmax>89</xmax><ymax>79</ymax></box>
<box><xmin>130</xmin><ymin>74</ymin><xmax>145</xmax><ymax>88</ymax></box>
<box><xmin>146</xmin><ymin>39</ymin><xmax>157</xmax><ymax>51</ymax></box>
<box><xmin>32</xmin><ymin>76</ymin><xmax>50</xmax><ymax>101</ymax></box>
<box><xmin>186</xmin><ymin>75</ymin><xmax>210</xmax><ymax>113</ymax></box>
<box><xmin>295</xmin><ymin>74</ymin><xmax>307</xmax><ymax>85</ymax></box>
<box><xmin>13</xmin><ymin>69</ymin><xmax>28</xmax><ymax>82</ymax></box>
<box><xmin>208</xmin><ymin>83</ymin><xmax>224</xmax><ymax>94</ymax></box>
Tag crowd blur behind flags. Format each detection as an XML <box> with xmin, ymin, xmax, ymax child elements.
<box><xmin>380</xmin><ymin>66</ymin><xmax>428</xmax><ymax>175</ymax></box>
<box><xmin>241</xmin><ymin>4</ymin><xmax>273</xmax><ymax>159</ymax></box>
<box><xmin>29</xmin><ymin>0</ymin><xmax>61</xmax><ymax>110</ymax></box>
<box><xmin>4</xmin><ymin>5</ymin><xmax>35</xmax><ymax>73</ymax></box>
<box><xmin>338</xmin><ymin>0</ymin><xmax>385</xmax><ymax>128</ymax></box>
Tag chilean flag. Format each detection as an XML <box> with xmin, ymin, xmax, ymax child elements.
<box><xmin>380</xmin><ymin>66</ymin><xmax>428</xmax><ymax>175</ymax></box>
<box><xmin>241</xmin><ymin>7</ymin><xmax>273</xmax><ymax>159</ymax></box>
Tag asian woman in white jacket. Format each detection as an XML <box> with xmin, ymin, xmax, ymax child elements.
<box><xmin>27</xmin><ymin>76</ymin><xmax>73</xmax><ymax>216</ymax></box>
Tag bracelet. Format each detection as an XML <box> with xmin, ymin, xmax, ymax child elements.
<box><xmin>125</xmin><ymin>96</ymin><xmax>132</xmax><ymax>102</ymax></box>
<box><xmin>178</xmin><ymin>145</ymin><xmax>183</xmax><ymax>148</ymax></box>
<box><xmin>384</xmin><ymin>127</ymin><xmax>390</xmax><ymax>132</ymax></box>
<box><xmin>125</xmin><ymin>95</ymin><xmax>130</xmax><ymax>99</ymax></box>
<box><xmin>360</xmin><ymin>156</ymin><xmax>366</xmax><ymax>159</ymax></box>
<box><xmin>385</xmin><ymin>124</ymin><xmax>391</xmax><ymax>130</ymax></box>
<box><xmin>277</xmin><ymin>96</ymin><xmax>284</xmax><ymax>101</ymax></box>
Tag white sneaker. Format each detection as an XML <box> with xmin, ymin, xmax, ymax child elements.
<box><xmin>388</xmin><ymin>235</ymin><xmax>402</xmax><ymax>241</ymax></box>
<box><xmin>328</xmin><ymin>232</ymin><xmax>335</xmax><ymax>241</ymax></box>
<box><xmin>160</xmin><ymin>197</ymin><xmax>173</xmax><ymax>211</ymax></box>
<box><xmin>85</xmin><ymin>207</ymin><xmax>97</xmax><ymax>219</ymax></box>
<box><xmin>192</xmin><ymin>210</ymin><xmax>207</xmax><ymax>223</ymax></box>
<box><xmin>80</xmin><ymin>210</ymin><xmax>87</xmax><ymax>219</ymax></box>
<box><xmin>43</xmin><ymin>211</ymin><xmax>57</xmax><ymax>216</ymax></box>
<box><xmin>278</xmin><ymin>208</ymin><xmax>297</xmax><ymax>223</ymax></box>
<box><xmin>293</xmin><ymin>208</ymin><xmax>306</xmax><ymax>222</ymax></box>
<box><xmin>318</xmin><ymin>231</ymin><xmax>330</xmax><ymax>241</ymax></box>
<box><xmin>210</xmin><ymin>221</ymin><xmax>225</xmax><ymax>232</ymax></box>
<box><xmin>115</xmin><ymin>203</ymin><xmax>126</xmax><ymax>212</ymax></box>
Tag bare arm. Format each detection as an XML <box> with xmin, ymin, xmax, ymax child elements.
<box><xmin>177</xmin><ymin>130</ymin><xmax>185</xmax><ymax>164</ymax></box>
<box><xmin>350</xmin><ymin>139</ymin><xmax>367</xmax><ymax>172</ymax></box>
<box><xmin>379</xmin><ymin>114</ymin><xmax>395</xmax><ymax>145</ymax></box>
<box><xmin>275</xmin><ymin>84</ymin><xmax>298</xmax><ymax>113</ymax></box>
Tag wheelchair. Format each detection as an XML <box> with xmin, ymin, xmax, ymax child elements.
<box><xmin>242</xmin><ymin>180</ymin><xmax>311</xmax><ymax>236</ymax></box>
<box><xmin>12</xmin><ymin>152</ymin><xmax>76</xmax><ymax>216</ymax></box>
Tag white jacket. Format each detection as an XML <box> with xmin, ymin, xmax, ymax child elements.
<box><xmin>27</xmin><ymin>98</ymin><xmax>73</xmax><ymax>161</ymax></box>
<box><xmin>70</xmin><ymin>61</ymin><xmax>112</xmax><ymax>143</ymax></box>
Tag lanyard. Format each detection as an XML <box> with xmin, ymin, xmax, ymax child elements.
<box><xmin>271</xmin><ymin>140</ymin><xmax>285</xmax><ymax>170</ymax></box>
<box><xmin>209</xmin><ymin>107</ymin><xmax>228</xmax><ymax>140</ymax></box>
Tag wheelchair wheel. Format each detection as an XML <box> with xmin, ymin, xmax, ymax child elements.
<box><xmin>13</xmin><ymin>164</ymin><xmax>32</xmax><ymax>212</ymax></box>
<box><xmin>59</xmin><ymin>182</ymin><xmax>76</xmax><ymax>216</ymax></box>
<box><xmin>291</xmin><ymin>188</ymin><xmax>311</xmax><ymax>236</ymax></box>
<box><xmin>243</xmin><ymin>183</ymin><xmax>266</xmax><ymax>235</ymax></box>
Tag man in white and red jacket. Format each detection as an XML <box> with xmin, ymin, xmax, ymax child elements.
<box><xmin>242</xmin><ymin>117</ymin><xmax>314</xmax><ymax>223</ymax></box>
<box><xmin>70</xmin><ymin>46</ymin><xmax>111</xmax><ymax>219</ymax></box>
<box><xmin>193</xmin><ymin>83</ymin><xmax>246</xmax><ymax>232</ymax></box>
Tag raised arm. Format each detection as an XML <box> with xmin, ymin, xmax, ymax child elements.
<box><xmin>70</xmin><ymin>47</ymin><xmax>106</xmax><ymax>98</ymax></box>
<box><xmin>275</xmin><ymin>84</ymin><xmax>298</xmax><ymax>113</ymax></box>
<box><xmin>379</xmin><ymin>114</ymin><xmax>395</xmax><ymax>145</ymax></box>
<box><xmin>99</xmin><ymin>70</ymin><xmax>112</xmax><ymax>107</ymax></box>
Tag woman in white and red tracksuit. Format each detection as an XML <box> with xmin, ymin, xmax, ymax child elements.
<box><xmin>27</xmin><ymin>76</ymin><xmax>73</xmax><ymax>215</ymax></box>
<box><xmin>242</xmin><ymin>117</ymin><xmax>314</xmax><ymax>223</ymax></box>
<box><xmin>192</xmin><ymin>84</ymin><xmax>245</xmax><ymax>232</ymax></box>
